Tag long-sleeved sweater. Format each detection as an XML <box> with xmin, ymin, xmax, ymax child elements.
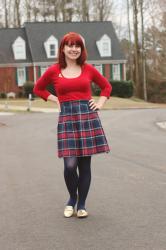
<box><xmin>33</xmin><ymin>63</ymin><xmax>112</xmax><ymax>103</ymax></box>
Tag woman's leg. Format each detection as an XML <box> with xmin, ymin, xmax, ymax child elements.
<box><xmin>77</xmin><ymin>156</ymin><xmax>91</xmax><ymax>210</ymax></box>
<box><xmin>64</xmin><ymin>157</ymin><xmax>78</xmax><ymax>207</ymax></box>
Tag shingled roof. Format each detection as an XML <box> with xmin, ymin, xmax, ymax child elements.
<box><xmin>0</xmin><ymin>21</ymin><xmax>125</xmax><ymax>65</ymax></box>
<box><xmin>0</xmin><ymin>27</ymin><xmax>32</xmax><ymax>64</ymax></box>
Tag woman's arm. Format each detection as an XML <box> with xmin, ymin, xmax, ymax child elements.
<box><xmin>33</xmin><ymin>65</ymin><xmax>56</xmax><ymax>101</ymax></box>
<box><xmin>88</xmin><ymin>65</ymin><xmax>112</xmax><ymax>111</ymax></box>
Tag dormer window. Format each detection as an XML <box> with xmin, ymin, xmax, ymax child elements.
<box><xmin>12</xmin><ymin>36</ymin><xmax>26</xmax><ymax>60</ymax></box>
<box><xmin>44</xmin><ymin>35</ymin><xmax>58</xmax><ymax>58</ymax></box>
<box><xmin>96</xmin><ymin>34</ymin><xmax>111</xmax><ymax>57</ymax></box>
<box><xmin>50</xmin><ymin>44</ymin><xmax>56</xmax><ymax>57</ymax></box>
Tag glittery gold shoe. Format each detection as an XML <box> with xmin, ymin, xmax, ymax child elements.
<box><xmin>64</xmin><ymin>206</ymin><xmax>74</xmax><ymax>218</ymax></box>
<box><xmin>77</xmin><ymin>209</ymin><xmax>88</xmax><ymax>218</ymax></box>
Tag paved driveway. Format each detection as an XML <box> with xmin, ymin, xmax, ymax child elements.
<box><xmin>0</xmin><ymin>109</ymin><xmax>166</xmax><ymax>250</ymax></box>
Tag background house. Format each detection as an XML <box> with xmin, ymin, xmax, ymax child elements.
<box><xmin>0</xmin><ymin>21</ymin><xmax>126</xmax><ymax>94</ymax></box>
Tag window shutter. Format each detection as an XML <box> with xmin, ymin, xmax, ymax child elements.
<box><xmin>120</xmin><ymin>64</ymin><xmax>123</xmax><ymax>80</ymax></box>
<box><xmin>110</xmin><ymin>64</ymin><xmax>113</xmax><ymax>80</ymax></box>
<box><xmin>102</xmin><ymin>65</ymin><xmax>105</xmax><ymax>76</ymax></box>
<box><xmin>38</xmin><ymin>66</ymin><xmax>41</xmax><ymax>77</ymax></box>
<box><xmin>26</xmin><ymin>67</ymin><xmax>29</xmax><ymax>81</ymax></box>
<box><xmin>15</xmin><ymin>68</ymin><xmax>18</xmax><ymax>85</ymax></box>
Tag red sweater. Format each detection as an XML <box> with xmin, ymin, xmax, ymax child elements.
<box><xmin>33</xmin><ymin>63</ymin><xmax>112</xmax><ymax>103</ymax></box>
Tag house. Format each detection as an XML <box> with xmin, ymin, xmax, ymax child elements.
<box><xmin>0</xmin><ymin>21</ymin><xmax>126</xmax><ymax>94</ymax></box>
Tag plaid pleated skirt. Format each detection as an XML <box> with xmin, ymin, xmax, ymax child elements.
<box><xmin>57</xmin><ymin>100</ymin><xmax>110</xmax><ymax>158</ymax></box>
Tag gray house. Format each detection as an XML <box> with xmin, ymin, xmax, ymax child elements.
<box><xmin>0</xmin><ymin>21</ymin><xmax>126</xmax><ymax>93</ymax></box>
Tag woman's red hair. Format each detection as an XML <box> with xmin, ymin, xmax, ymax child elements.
<box><xmin>58</xmin><ymin>32</ymin><xmax>87</xmax><ymax>68</ymax></box>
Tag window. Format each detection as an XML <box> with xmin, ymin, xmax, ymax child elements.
<box><xmin>112</xmin><ymin>64</ymin><xmax>120</xmax><ymax>80</ymax></box>
<box><xmin>40</xmin><ymin>67</ymin><xmax>48</xmax><ymax>76</ymax></box>
<box><xmin>50</xmin><ymin>44</ymin><xmax>56</xmax><ymax>57</ymax></box>
<box><xmin>94</xmin><ymin>64</ymin><xmax>103</xmax><ymax>74</ymax></box>
<box><xmin>96</xmin><ymin>34</ymin><xmax>111</xmax><ymax>57</ymax></box>
<box><xmin>12</xmin><ymin>37</ymin><xmax>26</xmax><ymax>60</ymax></box>
<box><xmin>17</xmin><ymin>68</ymin><xmax>26</xmax><ymax>86</ymax></box>
<box><xmin>102</xmin><ymin>42</ymin><xmax>109</xmax><ymax>56</ymax></box>
<box><xmin>44</xmin><ymin>35</ymin><xmax>58</xmax><ymax>58</ymax></box>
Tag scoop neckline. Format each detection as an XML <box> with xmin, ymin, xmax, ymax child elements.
<box><xmin>60</xmin><ymin>65</ymin><xmax>85</xmax><ymax>79</ymax></box>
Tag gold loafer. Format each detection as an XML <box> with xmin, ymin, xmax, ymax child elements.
<box><xmin>64</xmin><ymin>206</ymin><xmax>74</xmax><ymax>218</ymax></box>
<box><xmin>77</xmin><ymin>209</ymin><xmax>88</xmax><ymax>218</ymax></box>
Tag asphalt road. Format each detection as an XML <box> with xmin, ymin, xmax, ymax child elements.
<box><xmin>0</xmin><ymin>109</ymin><xmax>166</xmax><ymax>250</ymax></box>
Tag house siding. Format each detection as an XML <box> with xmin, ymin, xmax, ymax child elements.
<box><xmin>36</xmin><ymin>66</ymin><xmax>40</xmax><ymax>81</ymax></box>
<box><xmin>28</xmin><ymin>66</ymin><xmax>34</xmax><ymax>82</ymax></box>
<box><xmin>0</xmin><ymin>67</ymin><xmax>20</xmax><ymax>93</ymax></box>
<box><xmin>104</xmin><ymin>64</ymin><xmax>111</xmax><ymax>80</ymax></box>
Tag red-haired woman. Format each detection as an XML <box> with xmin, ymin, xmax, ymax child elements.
<box><xmin>33</xmin><ymin>32</ymin><xmax>112</xmax><ymax>218</ymax></box>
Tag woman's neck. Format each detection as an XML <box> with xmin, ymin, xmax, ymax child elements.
<box><xmin>65</xmin><ymin>58</ymin><xmax>78</xmax><ymax>68</ymax></box>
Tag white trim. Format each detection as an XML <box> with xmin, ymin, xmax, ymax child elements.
<box><xmin>12</xmin><ymin>36</ymin><xmax>26</xmax><ymax>60</ymax></box>
<box><xmin>44</xmin><ymin>35</ymin><xmax>58</xmax><ymax>58</ymax></box>
<box><xmin>112</xmin><ymin>64</ymin><xmax>120</xmax><ymax>80</ymax></box>
<box><xmin>0</xmin><ymin>60</ymin><xmax>127</xmax><ymax>68</ymax></box>
<box><xmin>0</xmin><ymin>63</ymin><xmax>33</xmax><ymax>68</ymax></box>
<box><xmin>33</xmin><ymin>64</ymin><xmax>37</xmax><ymax>83</ymax></box>
<box><xmin>96</xmin><ymin>34</ymin><xmax>111</xmax><ymax>57</ymax></box>
<box><xmin>88</xmin><ymin>60</ymin><xmax>127</xmax><ymax>64</ymax></box>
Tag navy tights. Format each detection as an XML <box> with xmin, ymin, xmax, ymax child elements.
<box><xmin>64</xmin><ymin>156</ymin><xmax>91</xmax><ymax>210</ymax></box>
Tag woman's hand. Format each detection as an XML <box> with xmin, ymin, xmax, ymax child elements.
<box><xmin>89</xmin><ymin>96</ymin><xmax>108</xmax><ymax>111</ymax></box>
<box><xmin>47</xmin><ymin>94</ymin><xmax>61</xmax><ymax>112</ymax></box>
<box><xmin>89</xmin><ymin>99</ymin><xmax>101</xmax><ymax>111</ymax></box>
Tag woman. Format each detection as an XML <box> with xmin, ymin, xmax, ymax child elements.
<box><xmin>33</xmin><ymin>32</ymin><xmax>112</xmax><ymax>218</ymax></box>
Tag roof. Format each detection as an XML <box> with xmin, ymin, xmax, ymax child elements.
<box><xmin>0</xmin><ymin>21</ymin><xmax>125</xmax><ymax>65</ymax></box>
<box><xmin>0</xmin><ymin>28</ymin><xmax>32</xmax><ymax>64</ymax></box>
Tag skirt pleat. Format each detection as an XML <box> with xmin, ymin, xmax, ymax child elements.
<box><xmin>57</xmin><ymin>100</ymin><xmax>110</xmax><ymax>158</ymax></box>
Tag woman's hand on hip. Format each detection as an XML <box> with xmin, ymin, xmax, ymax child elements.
<box><xmin>89</xmin><ymin>99</ymin><xmax>101</xmax><ymax>111</ymax></box>
<box><xmin>89</xmin><ymin>96</ymin><xmax>107</xmax><ymax>111</ymax></box>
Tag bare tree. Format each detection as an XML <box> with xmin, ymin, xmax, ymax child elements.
<box><xmin>81</xmin><ymin>0</ymin><xmax>90</xmax><ymax>21</ymax></box>
<box><xmin>4</xmin><ymin>0</ymin><xmax>9</xmax><ymax>27</ymax></box>
<box><xmin>91</xmin><ymin>0</ymin><xmax>113</xmax><ymax>21</ymax></box>
<box><xmin>132</xmin><ymin>0</ymin><xmax>141</xmax><ymax>97</ymax></box>
<box><xmin>145</xmin><ymin>11</ymin><xmax>166</xmax><ymax>81</ymax></box>
<box><xmin>139</xmin><ymin>0</ymin><xmax>147</xmax><ymax>100</ymax></box>
<box><xmin>126</xmin><ymin>0</ymin><xmax>133</xmax><ymax>81</ymax></box>
<box><xmin>14</xmin><ymin>0</ymin><xmax>21</xmax><ymax>27</ymax></box>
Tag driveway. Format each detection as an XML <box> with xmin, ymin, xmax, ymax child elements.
<box><xmin>0</xmin><ymin>109</ymin><xmax>166</xmax><ymax>250</ymax></box>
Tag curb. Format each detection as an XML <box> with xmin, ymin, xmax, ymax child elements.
<box><xmin>0</xmin><ymin>105</ymin><xmax>58</xmax><ymax>113</ymax></box>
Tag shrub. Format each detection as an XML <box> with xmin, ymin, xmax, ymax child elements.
<box><xmin>0</xmin><ymin>93</ymin><xmax>7</xmax><ymax>98</ymax></box>
<box><xmin>17</xmin><ymin>91</ymin><xmax>24</xmax><ymax>98</ymax></box>
<box><xmin>92</xmin><ymin>80</ymin><xmax>134</xmax><ymax>98</ymax></box>
<box><xmin>23</xmin><ymin>81</ymin><xmax>34</xmax><ymax>98</ymax></box>
<box><xmin>110</xmin><ymin>80</ymin><xmax>134</xmax><ymax>98</ymax></box>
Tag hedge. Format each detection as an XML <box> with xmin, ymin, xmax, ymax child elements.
<box><xmin>0</xmin><ymin>93</ymin><xmax>7</xmax><ymax>98</ymax></box>
<box><xmin>23</xmin><ymin>81</ymin><xmax>35</xmax><ymax>98</ymax></box>
<box><xmin>92</xmin><ymin>80</ymin><xmax>134</xmax><ymax>98</ymax></box>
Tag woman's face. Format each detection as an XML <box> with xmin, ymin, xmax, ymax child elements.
<box><xmin>63</xmin><ymin>44</ymin><xmax>81</xmax><ymax>61</ymax></box>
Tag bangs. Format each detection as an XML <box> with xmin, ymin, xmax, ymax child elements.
<box><xmin>64</xmin><ymin>33</ymin><xmax>84</xmax><ymax>47</ymax></box>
